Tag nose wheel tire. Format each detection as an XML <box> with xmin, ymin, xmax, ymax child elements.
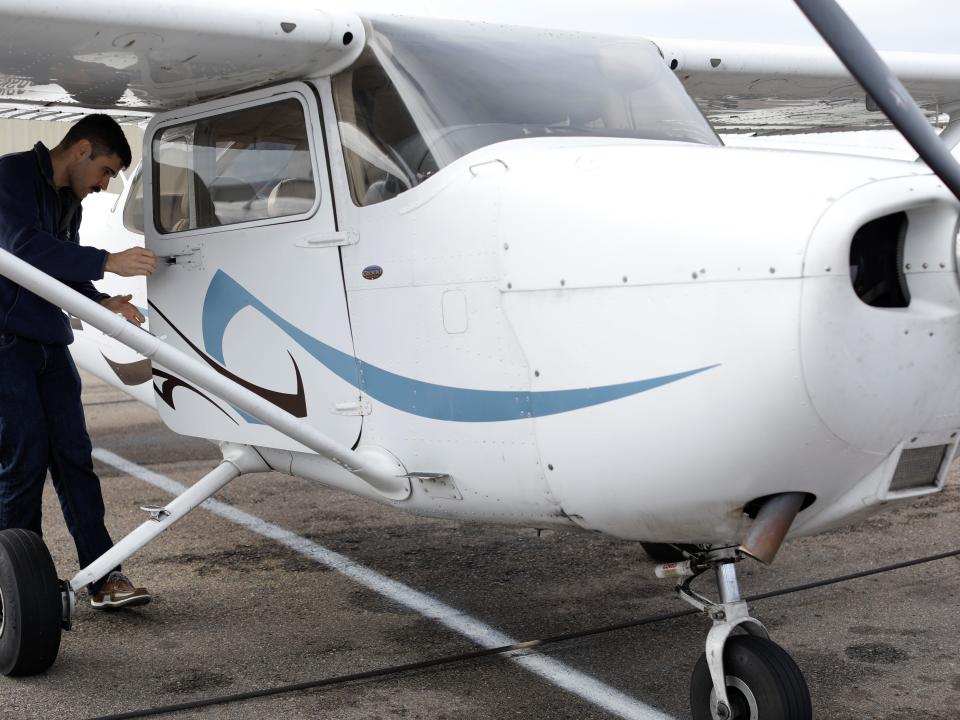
<box><xmin>690</xmin><ymin>635</ymin><xmax>812</xmax><ymax>720</ymax></box>
<box><xmin>0</xmin><ymin>529</ymin><xmax>63</xmax><ymax>676</ymax></box>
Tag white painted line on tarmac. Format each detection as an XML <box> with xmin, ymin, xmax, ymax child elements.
<box><xmin>93</xmin><ymin>447</ymin><xmax>676</xmax><ymax>720</ymax></box>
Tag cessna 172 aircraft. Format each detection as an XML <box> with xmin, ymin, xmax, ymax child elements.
<box><xmin>0</xmin><ymin>0</ymin><xmax>958</xmax><ymax>718</ymax></box>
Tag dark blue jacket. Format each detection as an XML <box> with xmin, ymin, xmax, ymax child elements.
<box><xmin>0</xmin><ymin>142</ymin><xmax>109</xmax><ymax>345</ymax></box>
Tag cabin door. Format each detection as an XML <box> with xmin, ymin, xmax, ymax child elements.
<box><xmin>143</xmin><ymin>83</ymin><xmax>362</xmax><ymax>451</ymax></box>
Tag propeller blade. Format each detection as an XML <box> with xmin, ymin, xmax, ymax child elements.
<box><xmin>793</xmin><ymin>0</ymin><xmax>960</xmax><ymax>202</ymax></box>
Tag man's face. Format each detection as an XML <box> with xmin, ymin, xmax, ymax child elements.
<box><xmin>67</xmin><ymin>140</ymin><xmax>124</xmax><ymax>199</ymax></box>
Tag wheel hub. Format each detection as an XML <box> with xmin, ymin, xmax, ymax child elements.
<box><xmin>0</xmin><ymin>583</ymin><xmax>5</xmax><ymax>639</ymax></box>
<box><xmin>710</xmin><ymin>676</ymin><xmax>759</xmax><ymax>720</ymax></box>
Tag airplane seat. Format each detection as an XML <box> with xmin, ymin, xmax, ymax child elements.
<box><xmin>208</xmin><ymin>175</ymin><xmax>258</xmax><ymax>224</ymax></box>
<box><xmin>169</xmin><ymin>172</ymin><xmax>220</xmax><ymax>232</ymax></box>
<box><xmin>361</xmin><ymin>176</ymin><xmax>404</xmax><ymax>205</ymax></box>
<box><xmin>156</xmin><ymin>162</ymin><xmax>189</xmax><ymax>232</ymax></box>
<box><xmin>169</xmin><ymin>187</ymin><xmax>193</xmax><ymax>232</ymax></box>
<box><xmin>266</xmin><ymin>178</ymin><xmax>316</xmax><ymax>217</ymax></box>
<box><xmin>362</xmin><ymin>179</ymin><xmax>388</xmax><ymax>205</ymax></box>
<box><xmin>156</xmin><ymin>194</ymin><xmax>181</xmax><ymax>231</ymax></box>
<box><xmin>371</xmin><ymin>88</ymin><xmax>412</xmax><ymax>147</ymax></box>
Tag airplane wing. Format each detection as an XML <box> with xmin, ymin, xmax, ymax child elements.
<box><xmin>0</xmin><ymin>0</ymin><xmax>954</xmax><ymax>135</ymax></box>
<box><xmin>653</xmin><ymin>38</ymin><xmax>960</xmax><ymax>133</ymax></box>
<box><xmin>0</xmin><ymin>0</ymin><xmax>364</xmax><ymax>112</ymax></box>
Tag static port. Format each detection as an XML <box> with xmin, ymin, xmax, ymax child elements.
<box><xmin>849</xmin><ymin>212</ymin><xmax>910</xmax><ymax>308</ymax></box>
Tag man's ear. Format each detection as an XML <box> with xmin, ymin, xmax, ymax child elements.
<box><xmin>72</xmin><ymin>139</ymin><xmax>92</xmax><ymax>161</ymax></box>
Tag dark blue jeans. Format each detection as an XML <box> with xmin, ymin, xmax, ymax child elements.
<box><xmin>0</xmin><ymin>332</ymin><xmax>117</xmax><ymax>591</ymax></box>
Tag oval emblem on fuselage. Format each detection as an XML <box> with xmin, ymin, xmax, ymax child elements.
<box><xmin>362</xmin><ymin>265</ymin><xmax>383</xmax><ymax>280</ymax></box>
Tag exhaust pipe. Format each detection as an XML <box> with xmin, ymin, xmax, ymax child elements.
<box><xmin>739</xmin><ymin>492</ymin><xmax>808</xmax><ymax>565</ymax></box>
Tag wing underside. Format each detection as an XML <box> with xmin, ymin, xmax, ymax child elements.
<box><xmin>0</xmin><ymin>103</ymin><xmax>150</xmax><ymax>126</ymax></box>
<box><xmin>0</xmin><ymin>0</ymin><xmax>364</xmax><ymax>113</ymax></box>
<box><xmin>654</xmin><ymin>38</ymin><xmax>960</xmax><ymax>133</ymax></box>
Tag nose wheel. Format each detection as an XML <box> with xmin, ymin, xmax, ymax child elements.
<box><xmin>691</xmin><ymin>634</ymin><xmax>811</xmax><ymax>720</ymax></box>
<box><xmin>655</xmin><ymin>546</ymin><xmax>811</xmax><ymax>720</ymax></box>
<box><xmin>0</xmin><ymin>529</ymin><xmax>64</xmax><ymax>676</ymax></box>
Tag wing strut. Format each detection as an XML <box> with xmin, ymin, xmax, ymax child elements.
<box><xmin>793</xmin><ymin>0</ymin><xmax>960</xmax><ymax>201</ymax></box>
<box><xmin>70</xmin><ymin>443</ymin><xmax>265</xmax><ymax>592</ymax></box>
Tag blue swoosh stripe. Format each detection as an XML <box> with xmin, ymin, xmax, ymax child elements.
<box><xmin>202</xmin><ymin>270</ymin><xmax>718</xmax><ymax>422</ymax></box>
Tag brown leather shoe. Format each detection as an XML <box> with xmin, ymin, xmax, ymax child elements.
<box><xmin>90</xmin><ymin>571</ymin><xmax>152</xmax><ymax>609</ymax></box>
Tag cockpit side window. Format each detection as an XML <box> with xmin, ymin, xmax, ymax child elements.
<box><xmin>332</xmin><ymin>51</ymin><xmax>421</xmax><ymax>207</ymax></box>
<box><xmin>331</xmin><ymin>19</ymin><xmax>720</xmax><ymax>208</ymax></box>
<box><xmin>152</xmin><ymin>97</ymin><xmax>317</xmax><ymax>233</ymax></box>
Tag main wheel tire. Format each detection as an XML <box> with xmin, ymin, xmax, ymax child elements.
<box><xmin>0</xmin><ymin>529</ymin><xmax>62</xmax><ymax>676</ymax></box>
<box><xmin>690</xmin><ymin>635</ymin><xmax>812</xmax><ymax>720</ymax></box>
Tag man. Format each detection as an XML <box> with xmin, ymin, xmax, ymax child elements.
<box><xmin>0</xmin><ymin>114</ymin><xmax>157</xmax><ymax>608</ymax></box>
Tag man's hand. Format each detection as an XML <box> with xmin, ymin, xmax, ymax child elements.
<box><xmin>105</xmin><ymin>247</ymin><xmax>156</xmax><ymax>277</ymax></box>
<box><xmin>100</xmin><ymin>294</ymin><xmax>145</xmax><ymax>326</ymax></box>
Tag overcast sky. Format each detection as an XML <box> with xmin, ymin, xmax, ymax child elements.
<box><xmin>349</xmin><ymin>1</ymin><xmax>958</xmax><ymax>53</ymax></box>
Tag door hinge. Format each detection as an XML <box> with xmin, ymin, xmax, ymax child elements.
<box><xmin>332</xmin><ymin>399</ymin><xmax>372</xmax><ymax>416</ymax></box>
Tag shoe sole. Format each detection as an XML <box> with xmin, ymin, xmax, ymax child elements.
<box><xmin>91</xmin><ymin>595</ymin><xmax>152</xmax><ymax>610</ymax></box>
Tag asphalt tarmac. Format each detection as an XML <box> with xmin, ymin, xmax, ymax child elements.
<box><xmin>3</xmin><ymin>373</ymin><xmax>960</xmax><ymax>720</ymax></box>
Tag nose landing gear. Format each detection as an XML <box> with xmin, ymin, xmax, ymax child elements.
<box><xmin>691</xmin><ymin>634</ymin><xmax>811</xmax><ymax>720</ymax></box>
<box><xmin>656</xmin><ymin>547</ymin><xmax>811</xmax><ymax>720</ymax></box>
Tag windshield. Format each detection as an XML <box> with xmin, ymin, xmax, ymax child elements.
<box><xmin>332</xmin><ymin>18</ymin><xmax>719</xmax><ymax>206</ymax></box>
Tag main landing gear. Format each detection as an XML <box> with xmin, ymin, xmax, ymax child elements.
<box><xmin>0</xmin><ymin>529</ymin><xmax>66</xmax><ymax>676</ymax></box>
<box><xmin>656</xmin><ymin>547</ymin><xmax>812</xmax><ymax>720</ymax></box>
<box><xmin>0</xmin><ymin>444</ymin><xmax>267</xmax><ymax>677</ymax></box>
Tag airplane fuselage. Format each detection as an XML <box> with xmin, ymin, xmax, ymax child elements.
<box><xmin>62</xmin><ymin>16</ymin><xmax>960</xmax><ymax>549</ymax></box>
<box><xmin>74</xmin><ymin>109</ymin><xmax>960</xmax><ymax>546</ymax></box>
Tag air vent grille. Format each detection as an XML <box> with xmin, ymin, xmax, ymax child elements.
<box><xmin>889</xmin><ymin>445</ymin><xmax>949</xmax><ymax>492</ymax></box>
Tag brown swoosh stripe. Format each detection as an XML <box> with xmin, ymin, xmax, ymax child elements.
<box><xmin>147</xmin><ymin>300</ymin><xmax>307</xmax><ymax>417</ymax></box>
<box><xmin>152</xmin><ymin>369</ymin><xmax>239</xmax><ymax>425</ymax></box>
<box><xmin>100</xmin><ymin>353</ymin><xmax>153</xmax><ymax>385</ymax></box>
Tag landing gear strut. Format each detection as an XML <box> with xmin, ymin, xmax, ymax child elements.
<box><xmin>657</xmin><ymin>547</ymin><xmax>812</xmax><ymax>720</ymax></box>
<box><xmin>0</xmin><ymin>444</ymin><xmax>268</xmax><ymax>678</ymax></box>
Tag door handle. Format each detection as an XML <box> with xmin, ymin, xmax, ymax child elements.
<box><xmin>156</xmin><ymin>245</ymin><xmax>202</xmax><ymax>268</ymax></box>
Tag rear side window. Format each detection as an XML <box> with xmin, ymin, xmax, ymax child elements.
<box><xmin>122</xmin><ymin>169</ymin><xmax>144</xmax><ymax>235</ymax></box>
<box><xmin>152</xmin><ymin>97</ymin><xmax>317</xmax><ymax>233</ymax></box>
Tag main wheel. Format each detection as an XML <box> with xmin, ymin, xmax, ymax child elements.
<box><xmin>0</xmin><ymin>529</ymin><xmax>63</xmax><ymax>676</ymax></box>
<box><xmin>690</xmin><ymin>635</ymin><xmax>811</xmax><ymax>720</ymax></box>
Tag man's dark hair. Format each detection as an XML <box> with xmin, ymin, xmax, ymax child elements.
<box><xmin>59</xmin><ymin>114</ymin><xmax>132</xmax><ymax>169</ymax></box>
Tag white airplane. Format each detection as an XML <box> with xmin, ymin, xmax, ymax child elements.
<box><xmin>0</xmin><ymin>1</ymin><xmax>959</xmax><ymax>718</ymax></box>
